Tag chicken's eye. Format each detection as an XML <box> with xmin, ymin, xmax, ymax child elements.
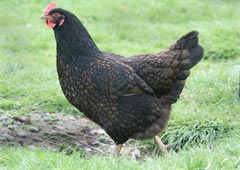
<box><xmin>52</xmin><ymin>13</ymin><xmax>60</xmax><ymax>18</ymax></box>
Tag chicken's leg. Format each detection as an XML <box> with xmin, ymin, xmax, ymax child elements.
<box><xmin>154</xmin><ymin>135</ymin><xmax>172</xmax><ymax>154</ymax></box>
<box><xmin>115</xmin><ymin>144</ymin><xmax>123</xmax><ymax>156</ymax></box>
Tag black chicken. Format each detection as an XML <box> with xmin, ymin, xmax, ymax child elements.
<box><xmin>41</xmin><ymin>2</ymin><xmax>203</xmax><ymax>155</ymax></box>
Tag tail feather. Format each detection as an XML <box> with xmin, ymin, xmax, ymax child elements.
<box><xmin>160</xmin><ymin>31</ymin><xmax>203</xmax><ymax>104</ymax></box>
<box><xmin>171</xmin><ymin>31</ymin><xmax>199</xmax><ymax>49</ymax></box>
<box><xmin>190</xmin><ymin>45</ymin><xmax>204</xmax><ymax>67</ymax></box>
<box><xmin>172</xmin><ymin>30</ymin><xmax>204</xmax><ymax>68</ymax></box>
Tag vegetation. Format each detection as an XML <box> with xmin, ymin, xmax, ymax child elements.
<box><xmin>0</xmin><ymin>0</ymin><xmax>239</xmax><ymax>169</ymax></box>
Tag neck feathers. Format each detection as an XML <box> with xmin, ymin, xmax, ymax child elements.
<box><xmin>53</xmin><ymin>11</ymin><xmax>99</xmax><ymax>59</ymax></box>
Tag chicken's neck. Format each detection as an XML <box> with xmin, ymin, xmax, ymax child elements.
<box><xmin>53</xmin><ymin>17</ymin><xmax>100</xmax><ymax>63</ymax></box>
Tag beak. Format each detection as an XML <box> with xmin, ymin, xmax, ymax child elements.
<box><xmin>40</xmin><ymin>15</ymin><xmax>49</xmax><ymax>20</ymax></box>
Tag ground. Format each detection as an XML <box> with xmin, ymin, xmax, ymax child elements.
<box><xmin>0</xmin><ymin>112</ymin><xmax>146</xmax><ymax>159</ymax></box>
<box><xmin>0</xmin><ymin>0</ymin><xmax>240</xmax><ymax>169</ymax></box>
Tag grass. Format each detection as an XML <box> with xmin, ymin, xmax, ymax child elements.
<box><xmin>0</xmin><ymin>140</ymin><xmax>239</xmax><ymax>170</ymax></box>
<box><xmin>0</xmin><ymin>0</ymin><xmax>240</xmax><ymax>169</ymax></box>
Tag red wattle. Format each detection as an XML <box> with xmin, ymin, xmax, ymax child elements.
<box><xmin>46</xmin><ymin>21</ymin><xmax>56</xmax><ymax>28</ymax></box>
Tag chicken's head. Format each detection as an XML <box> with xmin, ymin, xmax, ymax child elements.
<box><xmin>41</xmin><ymin>2</ymin><xmax>65</xmax><ymax>28</ymax></box>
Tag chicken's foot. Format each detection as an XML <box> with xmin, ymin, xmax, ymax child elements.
<box><xmin>154</xmin><ymin>135</ymin><xmax>172</xmax><ymax>154</ymax></box>
<box><xmin>115</xmin><ymin>144</ymin><xmax>123</xmax><ymax>156</ymax></box>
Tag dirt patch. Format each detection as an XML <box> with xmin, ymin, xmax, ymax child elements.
<box><xmin>0</xmin><ymin>113</ymin><xmax>149</xmax><ymax>159</ymax></box>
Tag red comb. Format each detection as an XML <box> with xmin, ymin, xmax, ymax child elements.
<box><xmin>44</xmin><ymin>2</ymin><xmax>56</xmax><ymax>15</ymax></box>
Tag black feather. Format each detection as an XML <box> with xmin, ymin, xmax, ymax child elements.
<box><xmin>47</xmin><ymin>8</ymin><xmax>203</xmax><ymax>146</ymax></box>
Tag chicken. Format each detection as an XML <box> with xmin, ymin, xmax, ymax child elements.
<box><xmin>41</xmin><ymin>2</ymin><xmax>203</xmax><ymax>155</ymax></box>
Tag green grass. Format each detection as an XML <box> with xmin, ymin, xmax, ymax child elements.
<box><xmin>0</xmin><ymin>0</ymin><xmax>240</xmax><ymax>169</ymax></box>
<box><xmin>0</xmin><ymin>139</ymin><xmax>239</xmax><ymax>170</ymax></box>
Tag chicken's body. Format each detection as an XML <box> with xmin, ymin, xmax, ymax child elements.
<box><xmin>41</xmin><ymin>4</ymin><xmax>203</xmax><ymax>154</ymax></box>
<box><xmin>57</xmin><ymin>49</ymin><xmax>171</xmax><ymax>145</ymax></box>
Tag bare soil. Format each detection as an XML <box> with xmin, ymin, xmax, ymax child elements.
<box><xmin>0</xmin><ymin>112</ymin><xmax>149</xmax><ymax>158</ymax></box>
